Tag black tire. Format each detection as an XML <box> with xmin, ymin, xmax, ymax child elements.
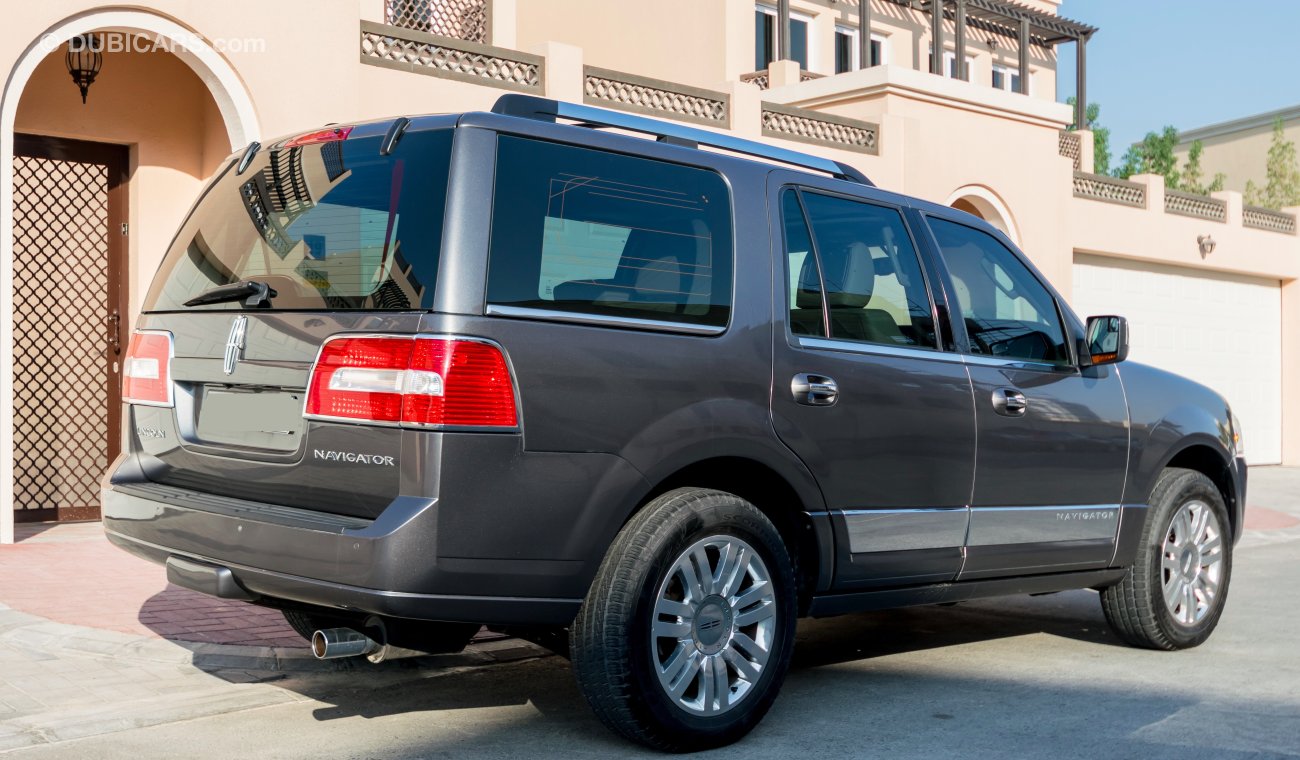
<box><xmin>1101</xmin><ymin>467</ymin><xmax>1233</xmax><ymax>650</ymax></box>
<box><xmin>571</xmin><ymin>488</ymin><xmax>798</xmax><ymax>752</ymax></box>
<box><xmin>281</xmin><ymin>609</ymin><xmax>479</xmax><ymax>655</ymax></box>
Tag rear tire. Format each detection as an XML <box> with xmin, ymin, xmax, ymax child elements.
<box><xmin>571</xmin><ymin>488</ymin><xmax>797</xmax><ymax>752</ymax></box>
<box><xmin>1101</xmin><ymin>467</ymin><xmax>1233</xmax><ymax>650</ymax></box>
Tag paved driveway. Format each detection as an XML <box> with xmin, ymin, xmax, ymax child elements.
<box><xmin>2</xmin><ymin>467</ymin><xmax>1299</xmax><ymax>758</ymax></box>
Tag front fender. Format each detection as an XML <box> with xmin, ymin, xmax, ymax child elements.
<box><xmin>1119</xmin><ymin>362</ymin><xmax>1238</xmax><ymax>524</ymax></box>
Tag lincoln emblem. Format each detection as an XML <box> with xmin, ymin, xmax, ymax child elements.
<box><xmin>223</xmin><ymin>315</ymin><xmax>248</xmax><ymax>375</ymax></box>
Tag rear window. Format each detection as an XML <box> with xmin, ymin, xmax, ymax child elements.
<box><xmin>486</xmin><ymin>135</ymin><xmax>733</xmax><ymax>328</ymax></box>
<box><xmin>143</xmin><ymin>128</ymin><xmax>453</xmax><ymax>311</ymax></box>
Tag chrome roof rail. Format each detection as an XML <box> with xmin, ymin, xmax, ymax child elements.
<box><xmin>491</xmin><ymin>94</ymin><xmax>873</xmax><ymax>186</ymax></box>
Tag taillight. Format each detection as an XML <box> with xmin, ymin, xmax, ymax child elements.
<box><xmin>305</xmin><ymin>336</ymin><xmax>518</xmax><ymax>429</ymax></box>
<box><xmin>122</xmin><ymin>331</ymin><xmax>174</xmax><ymax>407</ymax></box>
<box><xmin>283</xmin><ymin>126</ymin><xmax>353</xmax><ymax>149</ymax></box>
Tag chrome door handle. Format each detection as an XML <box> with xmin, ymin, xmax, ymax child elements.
<box><xmin>992</xmin><ymin>388</ymin><xmax>1027</xmax><ymax>417</ymax></box>
<box><xmin>792</xmin><ymin>373</ymin><xmax>838</xmax><ymax>406</ymax></box>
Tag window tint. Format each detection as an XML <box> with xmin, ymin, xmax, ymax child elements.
<box><xmin>928</xmin><ymin>217</ymin><xmax>1070</xmax><ymax>364</ymax></box>
<box><xmin>834</xmin><ymin>29</ymin><xmax>853</xmax><ymax>74</ymax></box>
<box><xmin>755</xmin><ymin>10</ymin><xmax>775</xmax><ymax>70</ymax></box>
<box><xmin>833</xmin><ymin>30</ymin><xmax>880</xmax><ymax>72</ymax></box>
<box><xmin>792</xmin><ymin>191</ymin><xmax>937</xmax><ymax>348</ymax></box>
<box><xmin>755</xmin><ymin>8</ymin><xmax>808</xmax><ymax>70</ymax></box>
<box><xmin>992</xmin><ymin>65</ymin><xmax>1024</xmax><ymax>93</ymax></box>
<box><xmin>788</xmin><ymin>18</ymin><xmax>809</xmax><ymax>69</ymax></box>
<box><xmin>145</xmin><ymin>130</ymin><xmax>452</xmax><ymax>311</ymax></box>
<box><xmin>487</xmin><ymin>136</ymin><xmax>732</xmax><ymax>328</ymax></box>
<box><xmin>782</xmin><ymin>191</ymin><xmax>824</xmax><ymax>336</ymax></box>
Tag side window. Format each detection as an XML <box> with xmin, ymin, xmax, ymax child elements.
<box><xmin>791</xmin><ymin>190</ymin><xmax>937</xmax><ymax>349</ymax></box>
<box><xmin>781</xmin><ymin>190</ymin><xmax>824</xmax><ymax>336</ymax></box>
<box><xmin>487</xmin><ymin>136</ymin><xmax>733</xmax><ymax>328</ymax></box>
<box><xmin>928</xmin><ymin>217</ymin><xmax>1070</xmax><ymax>364</ymax></box>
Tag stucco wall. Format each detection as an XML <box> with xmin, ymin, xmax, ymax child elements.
<box><xmin>514</xmin><ymin>0</ymin><xmax>737</xmax><ymax>88</ymax></box>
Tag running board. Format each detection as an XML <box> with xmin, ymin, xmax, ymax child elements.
<box><xmin>806</xmin><ymin>568</ymin><xmax>1128</xmax><ymax>617</ymax></box>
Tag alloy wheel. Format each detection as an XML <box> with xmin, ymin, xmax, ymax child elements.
<box><xmin>1161</xmin><ymin>499</ymin><xmax>1224</xmax><ymax>626</ymax></box>
<box><xmin>650</xmin><ymin>535</ymin><xmax>777</xmax><ymax>716</ymax></box>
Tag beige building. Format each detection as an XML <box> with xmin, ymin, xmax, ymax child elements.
<box><xmin>1</xmin><ymin>0</ymin><xmax>1298</xmax><ymax>543</ymax></box>
<box><xmin>1175</xmin><ymin>104</ymin><xmax>1300</xmax><ymax>195</ymax></box>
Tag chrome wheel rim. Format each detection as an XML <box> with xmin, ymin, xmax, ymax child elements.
<box><xmin>651</xmin><ymin>535</ymin><xmax>777</xmax><ymax>717</ymax></box>
<box><xmin>1161</xmin><ymin>500</ymin><xmax>1224</xmax><ymax>627</ymax></box>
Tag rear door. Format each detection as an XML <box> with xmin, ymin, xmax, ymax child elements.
<box><xmin>920</xmin><ymin>211</ymin><xmax>1129</xmax><ymax>579</ymax></box>
<box><xmin>126</xmin><ymin>122</ymin><xmax>455</xmax><ymax>519</ymax></box>
<box><xmin>768</xmin><ymin>175</ymin><xmax>975</xmax><ymax>590</ymax></box>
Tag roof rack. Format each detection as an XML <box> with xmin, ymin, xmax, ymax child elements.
<box><xmin>491</xmin><ymin>94</ymin><xmax>873</xmax><ymax>187</ymax></box>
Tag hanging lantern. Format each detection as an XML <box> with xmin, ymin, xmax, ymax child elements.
<box><xmin>65</xmin><ymin>34</ymin><xmax>103</xmax><ymax>104</ymax></box>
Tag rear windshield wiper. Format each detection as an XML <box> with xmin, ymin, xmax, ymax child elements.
<box><xmin>184</xmin><ymin>279</ymin><xmax>278</xmax><ymax>308</ymax></box>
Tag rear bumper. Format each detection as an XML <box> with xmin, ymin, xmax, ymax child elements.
<box><xmin>101</xmin><ymin>472</ymin><xmax>584</xmax><ymax>626</ymax></box>
<box><xmin>105</xmin><ymin>524</ymin><xmax>579</xmax><ymax>624</ymax></box>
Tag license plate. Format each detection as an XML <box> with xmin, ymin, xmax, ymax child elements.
<box><xmin>195</xmin><ymin>388</ymin><xmax>304</xmax><ymax>452</ymax></box>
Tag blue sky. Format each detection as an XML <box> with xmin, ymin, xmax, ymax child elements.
<box><xmin>1057</xmin><ymin>1</ymin><xmax>1300</xmax><ymax>152</ymax></box>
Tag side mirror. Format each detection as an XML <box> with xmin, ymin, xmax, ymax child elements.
<box><xmin>1083</xmin><ymin>315</ymin><xmax>1129</xmax><ymax>366</ymax></box>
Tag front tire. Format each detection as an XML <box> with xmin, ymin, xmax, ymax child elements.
<box><xmin>1101</xmin><ymin>467</ymin><xmax>1233</xmax><ymax>649</ymax></box>
<box><xmin>571</xmin><ymin>488</ymin><xmax>797</xmax><ymax>752</ymax></box>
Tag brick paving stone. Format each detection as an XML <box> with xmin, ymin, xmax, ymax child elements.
<box><xmin>1</xmin><ymin>522</ymin><xmax>304</xmax><ymax>649</ymax></box>
<box><xmin>1244</xmin><ymin>505</ymin><xmax>1300</xmax><ymax>530</ymax></box>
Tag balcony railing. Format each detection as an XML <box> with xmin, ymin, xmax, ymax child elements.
<box><xmin>1244</xmin><ymin>205</ymin><xmax>1298</xmax><ymax>235</ymax></box>
<box><xmin>1073</xmin><ymin>172</ymin><xmax>1146</xmax><ymax>208</ymax></box>
<box><xmin>386</xmin><ymin>0</ymin><xmax>488</xmax><ymax>43</ymax></box>
<box><xmin>1164</xmin><ymin>189</ymin><xmax>1227</xmax><ymax>223</ymax></box>
<box><xmin>740</xmin><ymin>69</ymin><xmax>825</xmax><ymax>91</ymax></box>
<box><xmin>1074</xmin><ymin>173</ymin><xmax>1297</xmax><ymax>235</ymax></box>
<box><xmin>761</xmin><ymin>103</ymin><xmax>878</xmax><ymax>155</ymax></box>
<box><xmin>1058</xmin><ymin>131</ymin><xmax>1081</xmax><ymax>170</ymax></box>
<box><xmin>359</xmin><ymin>20</ymin><xmax>542</xmax><ymax>92</ymax></box>
<box><xmin>584</xmin><ymin>67</ymin><xmax>730</xmax><ymax>128</ymax></box>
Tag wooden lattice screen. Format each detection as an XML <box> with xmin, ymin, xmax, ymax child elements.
<box><xmin>11</xmin><ymin>138</ymin><xmax>126</xmax><ymax>520</ymax></box>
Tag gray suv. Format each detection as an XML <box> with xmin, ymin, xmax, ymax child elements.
<box><xmin>104</xmin><ymin>95</ymin><xmax>1246</xmax><ymax>751</ymax></box>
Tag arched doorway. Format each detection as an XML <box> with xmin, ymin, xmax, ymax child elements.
<box><xmin>945</xmin><ymin>185</ymin><xmax>1019</xmax><ymax>245</ymax></box>
<box><xmin>0</xmin><ymin>10</ymin><xmax>261</xmax><ymax>542</ymax></box>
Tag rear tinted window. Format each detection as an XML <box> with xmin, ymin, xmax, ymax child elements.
<box><xmin>143</xmin><ymin>128</ymin><xmax>452</xmax><ymax>311</ymax></box>
<box><xmin>486</xmin><ymin>136</ymin><xmax>733</xmax><ymax>328</ymax></box>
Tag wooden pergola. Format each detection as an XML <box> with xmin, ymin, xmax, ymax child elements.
<box><xmin>771</xmin><ymin>0</ymin><xmax>1097</xmax><ymax>130</ymax></box>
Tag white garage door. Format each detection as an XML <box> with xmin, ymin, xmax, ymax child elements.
<box><xmin>1072</xmin><ymin>253</ymin><xmax>1282</xmax><ymax>465</ymax></box>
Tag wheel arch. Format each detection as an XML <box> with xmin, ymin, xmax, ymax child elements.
<box><xmin>635</xmin><ymin>456</ymin><xmax>832</xmax><ymax>614</ymax></box>
<box><xmin>1160</xmin><ymin>441</ymin><xmax>1241</xmax><ymax>541</ymax></box>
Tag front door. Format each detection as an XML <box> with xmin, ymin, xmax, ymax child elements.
<box><xmin>768</xmin><ymin>177</ymin><xmax>976</xmax><ymax>590</ymax></box>
<box><xmin>11</xmin><ymin>134</ymin><xmax>128</xmax><ymax>522</ymax></box>
<box><xmin>921</xmin><ymin>212</ymin><xmax>1129</xmax><ymax>580</ymax></box>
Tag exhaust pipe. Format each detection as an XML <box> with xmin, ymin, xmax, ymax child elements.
<box><xmin>311</xmin><ymin>627</ymin><xmax>379</xmax><ymax>660</ymax></box>
<box><xmin>311</xmin><ymin>618</ymin><xmax>428</xmax><ymax>663</ymax></box>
